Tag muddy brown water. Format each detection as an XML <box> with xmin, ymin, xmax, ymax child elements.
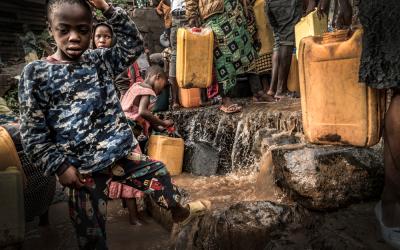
<box><xmin>173</xmin><ymin>154</ymin><xmax>287</xmax><ymax>208</ymax></box>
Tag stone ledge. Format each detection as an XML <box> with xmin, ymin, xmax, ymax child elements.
<box><xmin>163</xmin><ymin>98</ymin><xmax>302</xmax><ymax>173</ymax></box>
<box><xmin>271</xmin><ymin>143</ymin><xmax>384</xmax><ymax>210</ymax></box>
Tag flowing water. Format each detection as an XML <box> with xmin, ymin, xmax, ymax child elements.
<box><xmin>166</xmin><ymin>99</ymin><xmax>302</xmax><ymax>208</ymax></box>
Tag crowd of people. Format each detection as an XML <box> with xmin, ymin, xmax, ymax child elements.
<box><xmin>0</xmin><ymin>0</ymin><xmax>399</xmax><ymax>249</ymax></box>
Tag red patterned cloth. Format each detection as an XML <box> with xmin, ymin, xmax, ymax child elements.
<box><xmin>108</xmin><ymin>146</ymin><xmax>144</xmax><ymax>199</ymax></box>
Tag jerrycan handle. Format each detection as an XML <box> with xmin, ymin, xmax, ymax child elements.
<box><xmin>191</xmin><ymin>27</ymin><xmax>202</xmax><ymax>33</ymax></box>
<box><xmin>322</xmin><ymin>29</ymin><xmax>350</xmax><ymax>44</ymax></box>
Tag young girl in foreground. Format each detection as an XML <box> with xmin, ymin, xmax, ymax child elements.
<box><xmin>19</xmin><ymin>0</ymin><xmax>209</xmax><ymax>248</ymax></box>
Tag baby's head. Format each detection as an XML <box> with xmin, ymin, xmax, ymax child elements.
<box><xmin>47</xmin><ymin>0</ymin><xmax>93</xmax><ymax>61</ymax></box>
<box><xmin>93</xmin><ymin>23</ymin><xmax>113</xmax><ymax>49</ymax></box>
<box><xmin>145</xmin><ymin>65</ymin><xmax>168</xmax><ymax>95</ymax></box>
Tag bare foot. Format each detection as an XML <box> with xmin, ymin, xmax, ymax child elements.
<box><xmin>253</xmin><ymin>93</ymin><xmax>276</xmax><ymax>103</ymax></box>
<box><xmin>267</xmin><ymin>90</ymin><xmax>275</xmax><ymax>96</ymax></box>
<box><xmin>172</xmin><ymin>102</ymin><xmax>181</xmax><ymax>110</ymax></box>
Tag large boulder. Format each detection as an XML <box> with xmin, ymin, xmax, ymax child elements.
<box><xmin>271</xmin><ymin>144</ymin><xmax>384</xmax><ymax>210</ymax></box>
<box><xmin>172</xmin><ymin>201</ymin><xmax>308</xmax><ymax>250</ymax></box>
<box><xmin>184</xmin><ymin>141</ymin><xmax>219</xmax><ymax>176</ymax></box>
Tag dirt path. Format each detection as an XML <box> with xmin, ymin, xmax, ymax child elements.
<box><xmin>23</xmin><ymin>200</ymin><xmax>171</xmax><ymax>250</ymax></box>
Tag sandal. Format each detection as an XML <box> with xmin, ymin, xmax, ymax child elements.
<box><xmin>219</xmin><ymin>104</ymin><xmax>242</xmax><ymax>114</ymax></box>
<box><xmin>375</xmin><ymin>201</ymin><xmax>400</xmax><ymax>249</ymax></box>
<box><xmin>179</xmin><ymin>199</ymin><xmax>211</xmax><ymax>227</ymax></box>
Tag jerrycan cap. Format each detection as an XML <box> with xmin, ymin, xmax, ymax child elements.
<box><xmin>191</xmin><ymin>27</ymin><xmax>202</xmax><ymax>33</ymax></box>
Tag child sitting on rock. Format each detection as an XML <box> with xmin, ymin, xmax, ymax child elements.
<box><xmin>19</xmin><ymin>0</ymin><xmax>210</xmax><ymax>248</ymax></box>
<box><xmin>120</xmin><ymin>65</ymin><xmax>174</xmax><ymax>143</ymax></box>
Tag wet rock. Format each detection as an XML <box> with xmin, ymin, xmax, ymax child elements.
<box><xmin>164</xmin><ymin>99</ymin><xmax>302</xmax><ymax>173</ymax></box>
<box><xmin>265</xmin><ymin>202</ymin><xmax>392</xmax><ymax>250</ymax></box>
<box><xmin>184</xmin><ymin>141</ymin><xmax>219</xmax><ymax>176</ymax></box>
<box><xmin>172</xmin><ymin>201</ymin><xmax>308</xmax><ymax>250</ymax></box>
<box><xmin>271</xmin><ymin>144</ymin><xmax>384</xmax><ymax>210</ymax></box>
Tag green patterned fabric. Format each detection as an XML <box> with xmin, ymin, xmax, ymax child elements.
<box><xmin>204</xmin><ymin>0</ymin><xmax>257</xmax><ymax>96</ymax></box>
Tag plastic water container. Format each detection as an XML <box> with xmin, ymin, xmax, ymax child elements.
<box><xmin>254</xmin><ymin>0</ymin><xmax>274</xmax><ymax>55</ymax></box>
<box><xmin>298</xmin><ymin>29</ymin><xmax>385</xmax><ymax>147</ymax></box>
<box><xmin>147</xmin><ymin>135</ymin><xmax>184</xmax><ymax>176</ymax></box>
<box><xmin>0</xmin><ymin>127</ymin><xmax>22</xmax><ymax>171</ymax></box>
<box><xmin>176</xmin><ymin>27</ymin><xmax>214</xmax><ymax>88</ymax></box>
<box><xmin>179</xmin><ymin>88</ymin><xmax>201</xmax><ymax>108</ymax></box>
<box><xmin>0</xmin><ymin>167</ymin><xmax>25</xmax><ymax>247</ymax></box>
<box><xmin>287</xmin><ymin>53</ymin><xmax>300</xmax><ymax>93</ymax></box>
<box><xmin>295</xmin><ymin>9</ymin><xmax>328</xmax><ymax>58</ymax></box>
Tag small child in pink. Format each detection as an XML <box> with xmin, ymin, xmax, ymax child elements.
<box><xmin>120</xmin><ymin>66</ymin><xmax>174</xmax><ymax>137</ymax></box>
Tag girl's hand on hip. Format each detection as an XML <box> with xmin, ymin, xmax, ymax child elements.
<box><xmin>58</xmin><ymin>166</ymin><xmax>86</xmax><ymax>189</ymax></box>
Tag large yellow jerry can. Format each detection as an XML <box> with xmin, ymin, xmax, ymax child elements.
<box><xmin>0</xmin><ymin>127</ymin><xmax>22</xmax><ymax>171</ymax></box>
<box><xmin>147</xmin><ymin>135</ymin><xmax>184</xmax><ymax>176</ymax></box>
<box><xmin>287</xmin><ymin>53</ymin><xmax>300</xmax><ymax>93</ymax></box>
<box><xmin>176</xmin><ymin>27</ymin><xmax>214</xmax><ymax>88</ymax></box>
<box><xmin>0</xmin><ymin>167</ymin><xmax>25</xmax><ymax>248</ymax></box>
<box><xmin>179</xmin><ymin>88</ymin><xmax>201</xmax><ymax>108</ymax></box>
<box><xmin>295</xmin><ymin>9</ymin><xmax>328</xmax><ymax>58</ymax></box>
<box><xmin>0</xmin><ymin>126</ymin><xmax>25</xmax><ymax>247</ymax></box>
<box><xmin>254</xmin><ymin>0</ymin><xmax>274</xmax><ymax>55</ymax></box>
<box><xmin>299</xmin><ymin>29</ymin><xmax>385</xmax><ymax>147</ymax></box>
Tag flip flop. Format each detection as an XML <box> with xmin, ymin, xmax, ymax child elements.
<box><xmin>219</xmin><ymin>104</ymin><xmax>242</xmax><ymax>114</ymax></box>
<box><xmin>375</xmin><ymin>201</ymin><xmax>400</xmax><ymax>249</ymax></box>
<box><xmin>179</xmin><ymin>199</ymin><xmax>211</xmax><ymax>227</ymax></box>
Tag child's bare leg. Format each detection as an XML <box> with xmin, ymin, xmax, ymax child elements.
<box><xmin>275</xmin><ymin>45</ymin><xmax>293</xmax><ymax>99</ymax></box>
<box><xmin>268</xmin><ymin>50</ymin><xmax>279</xmax><ymax>96</ymax></box>
<box><xmin>125</xmin><ymin>198</ymin><xmax>142</xmax><ymax>225</ymax></box>
<box><xmin>169</xmin><ymin>77</ymin><xmax>180</xmax><ymax>109</ymax></box>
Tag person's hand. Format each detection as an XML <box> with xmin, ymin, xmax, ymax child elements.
<box><xmin>188</xmin><ymin>17</ymin><xmax>201</xmax><ymax>28</ymax></box>
<box><xmin>163</xmin><ymin>119</ymin><xmax>174</xmax><ymax>128</ymax></box>
<box><xmin>144</xmin><ymin>48</ymin><xmax>150</xmax><ymax>54</ymax></box>
<box><xmin>317</xmin><ymin>0</ymin><xmax>330</xmax><ymax>19</ymax></box>
<box><xmin>87</xmin><ymin>0</ymin><xmax>110</xmax><ymax>12</ymax></box>
<box><xmin>58</xmin><ymin>166</ymin><xmax>85</xmax><ymax>189</ymax></box>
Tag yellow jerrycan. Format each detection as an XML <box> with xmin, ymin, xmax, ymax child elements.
<box><xmin>179</xmin><ymin>88</ymin><xmax>201</xmax><ymax>108</ymax></box>
<box><xmin>295</xmin><ymin>9</ymin><xmax>328</xmax><ymax>58</ymax></box>
<box><xmin>176</xmin><ymin>27</ymin><xmax>214</xmax><ymax>88</ymax></box>
<box><xmin>298</xmin><ymin>29</ymin><xmax>385</xmax><ymax>147</ymax></box>
<box><xmin>254</xmin><ymin>0</ymin><xmax>274</xmax><ymax>55</ymax></box>
<box><xmin>0</xmin><ymin>126</ymin><xmax>22</xmax><ymax>171</ymax></box>
<box><xmin>287</xmin><ymin>53</ymin><xmax>300</xmax><ymax>93</ymax></box>
<box><xmin>147</xmin><ymin>135</ymin><xmax>184</xmax><ymax>176</ymax></box>
<box><xmin>0</xmin><ymin>167</ymin><xmax>25</xmax><ymax>247</ymax></box>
